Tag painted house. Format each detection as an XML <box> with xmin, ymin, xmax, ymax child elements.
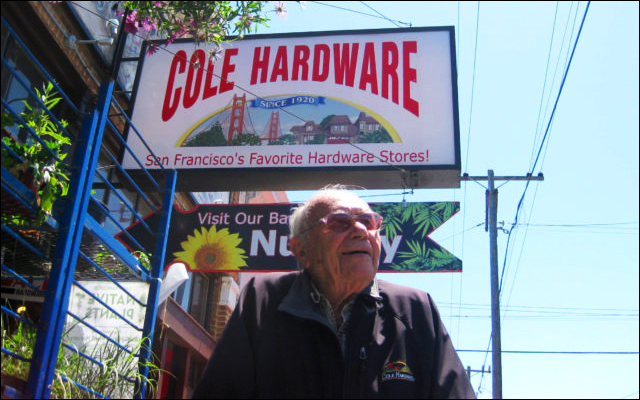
<box><xmin>289</xmin><ymin>120</ymin><xmax>326</xmax><ymax>144</ymax></box>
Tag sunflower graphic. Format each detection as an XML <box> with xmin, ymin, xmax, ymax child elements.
<box><xmin>173</xmin><ymin>226</ymin><xmax>248</xmax><ymax>271</ymax></box>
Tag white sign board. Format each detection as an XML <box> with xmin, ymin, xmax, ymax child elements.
<box><xmin>64</xmin><ymin>281</ymin><xmax>148</xmax><ymax>397</ymax></box>
<box><xmin>66</xmin><ymin>281</ymin><xmax>148</xmax><ymax>350</ymax></box>
<box><xmin>124</xmin><ymin>27</ymin><xmax>460</xmax><ymax>189</ymax></box>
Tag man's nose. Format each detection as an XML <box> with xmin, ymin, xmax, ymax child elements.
<box><xmin>349</xmin><ymin>220</ymin><xmax>369</xmax><ymax>237</ymax></box>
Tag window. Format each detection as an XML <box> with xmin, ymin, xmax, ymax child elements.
<box><xmin>189</xmin><ymin>273</ymin><xmax>212</xmax><ymax>328</ymax></box>
<box><xmin>1</xmin><ymin>25</ymin><xmax>47</xmax><ymax>141</ymax></box>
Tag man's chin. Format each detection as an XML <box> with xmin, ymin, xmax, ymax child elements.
<box><xmin>340</xmin><ymin>261</ymin><xmax>377</xmax><ymax>281</ymax></box>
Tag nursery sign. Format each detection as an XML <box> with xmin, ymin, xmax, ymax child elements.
<box><xmin>117</xmin><ymin>202</ymin><xmax>462</xmax><ymax>273</ymax></box>
<box><xmin>124</xmin><ymin>27</ymin><xmax>461</xmax><ymax>190</ymax></box>
<box><xmin>65</xmin><ymin>281</ymin><xmax>148</xmax><ymax>349</ymax></box>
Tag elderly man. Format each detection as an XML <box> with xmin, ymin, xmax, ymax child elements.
<box><xmin>193</xmin><ymin>187</ymin><xmax>475</xmax><ymax>399</ymax></box>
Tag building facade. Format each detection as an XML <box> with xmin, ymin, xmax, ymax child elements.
<box><xmin>1</xmin><ymin>2</ymin><xmax>288</xmax><ymax>398</ymax></box>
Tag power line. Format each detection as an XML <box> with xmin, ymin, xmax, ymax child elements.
<box><xmin>69</xmin><ymin>1</ymin><xmax>411</xmax><ymax>178</ymax></box>
<box><xmin>360</xmin><ymin>2</ymin><xmax>402</xmax><ymax>28</ymax></box>
<box><xmin>512</xmin><ymin>222</ymin><xmax>639</xmax><ymax>228</ymax></box>
<box><xmin>310</xmin><ymin>1</ymin><xmax>411</xmax><ymax>26</ymax></box>
<box><xmin>621</xmin><ymin>390</ymin><xmax>640</xmax><ymax>399</ymax></box>
<box><xmin>435</xmin><ymin>221</ymin><xmax>484</xmax><ymax>243</ymax></box>
<box><xmin>533</xmin><ymin>1</ymin><xmax>575</xmax><ymax>170</ymax></box>
<box><xmin>455</xmin><ymin>1</ymin><xmax>463</xmax><ymax>349</ymax></box>
<box><xmin>456</xmin><ymin>0</ymin><xmax>482</xmax><ymax>350</ymax></box>
<box><xmin>530</xmin><ymin>1</ymin><xmax>590</xmax><ymax>175</ymax></box>
<box><xmin>529</xmin><ymin>1</ymin><xmax>559</xmax><ymax>169</ymax></box>
<box><xmin>444</xmin><ymin>314</ymin><xmax>638</xmax><ymax>321</ymax></box>
<box><xmin>457</xmin><ymin>350</ymin><xmax>639</xmax><ymax>355</ymax></box>
<box><xmin>438</xmin><ymin>303</ymin><xmax>639</xmax><ymax>313</ymax></box>
<box><xmin>500</xmin><ymin>1</ymin><xmax>591</xmax><ymax>297</ymax></box>
<box><xmin>463</xmin><ymin>1</ymin><xmax>480</xmax><ymax>174</ymax></box>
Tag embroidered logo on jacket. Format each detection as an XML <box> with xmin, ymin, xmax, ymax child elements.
<box><xmin>381</xmin><ymin>361</ymin><xmax>415</xmax><ymax>382</ymax></box>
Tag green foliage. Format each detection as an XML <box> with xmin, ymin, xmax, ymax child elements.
<box><xmin>268</xmin><ymin>133</ymin><xmax>297</xmax><ymax>145</ymax></box>
<box><xmin>185</xmin><ymin>122</ymin><xmax>227</xmax><ymax>146</ymax></box>
<box><xmin>1</xmin><ymin>82</ymin><xmax>71</xmax><ymax>227</ymax></box>
<box><xmin>229</xmin><ymin>133</ymin><xmax>262</xmax><ymax>146</ymax></box>
<box><xmin>120</xmin><ymin>1</ymin><xmax>272</xmax><ymax>55</ymax></box>
<box><xmin>319</xmin><ymin>114</ymin><xmax>335</xmax><ymax>129</ymax></box>
<box><xmin>357</xmin><ymin>128</ymin><xmax>393</xmax><ymax>143</ymax></box>
<box><xmin>431</xmin><ymin>201</ymin><xmax>457</xmax><ymax>221</ymax></box>
<box><xmin>403</xmin><ymin>203</ymin><xmax>443</xmax><ymax>238</ymax></box>
<box><xmin>389</xmin><ymin>239</ymin><xmax>461</xmax><ymax>272</ymax></box>
<box><xmin>1</xmin><ymin>314</ymin><xmax>35</xmax><ymax>379</ymax></box>
<box><xmin>309</xmin><ymin>133</ymin><xmax>326</xmax><ymax>144</ymax></box>
<box><xmin>1</xmin><ymin>306</ymin><xmax>165</xmax><ymax>398</ymax></box>
<box><xmin>54</xmin><ymin>334</ymin><xmax>163</xmax><ymax>398</ymax></box>
<box><xmin>373</xmin><ymin>203</ymin><xmax>404</xmax><ymax>240</ymax></box>
<box><xmin>94</xmin><ymin>247</ymin><xmax>152</xmax><ymax>276</ymax></box>
<box><xmin>372</xmin><ymin>202</ymin><xmax>462</xmax><ymax>272</ymax></box>
<box><xmin>393</xmin><ymin>240</ymin><xmax>430</xmax><ymax>271</ymax></box>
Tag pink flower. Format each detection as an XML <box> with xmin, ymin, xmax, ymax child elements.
<box><xmin>146</xmin><ymin>42</ymin><xmax>160</xmax><ymax>56</ymax></box>
<box><xmin>274</xmin><ymin>1</ymin><xmax>287</xmax><ymax>21</ymax></box>
<box><xmin>243</xmin><ymin>13</ymin><xmax>253</xmax><ymax>27</ymax></box>
<box><xmin>140</xmin><ymin>17</ymin><xmax>157</xmax><ymax>33</ymax></box>
<box><xmin>123</xmin><ymin>10</ymin><xmax>140</xmax><ymax>34</ymax></box>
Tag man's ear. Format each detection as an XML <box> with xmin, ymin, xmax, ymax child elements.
<box><xmin>289</xmin><ymin>236</ymin><xmax>308</xmax><ymax>268</ymax></box>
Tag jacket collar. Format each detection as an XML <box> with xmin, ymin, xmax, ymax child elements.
<box><xmin>278</xmin><ymin>270</ymin><xmax>382</xmax><ymax>325</ymax></box>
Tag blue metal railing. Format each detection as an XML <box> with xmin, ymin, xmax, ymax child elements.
<box><xmin>1</xmin><ymin>14</ymin><xmax>176</xmax><ymax>399</ymax></box>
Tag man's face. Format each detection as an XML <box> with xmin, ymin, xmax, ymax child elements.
<box><xmin>300</xmin><ymin>194</ymin><xmax>382</xmax><ymax>286</ymax></box>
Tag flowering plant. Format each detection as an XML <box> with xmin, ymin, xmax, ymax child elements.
<box><xmin>117</xmin><ymin>1</ymin><xmax>273</xmax><ymax>56</ymax></box>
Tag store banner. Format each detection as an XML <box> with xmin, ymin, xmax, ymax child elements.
<box><xmin>123</xmin><ymin>27</ymin><xmax>460</xmax><ymax>184</ymax></box>
<box><xmin>117</xmin><ymin>202</ymin><xmax>462</xmax><ymax>273</ymax></box>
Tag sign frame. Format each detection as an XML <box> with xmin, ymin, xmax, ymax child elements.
<box><xmin>126</xmin><ymin>26</ymin><xmax>461</xmax><ymax>191</ymax></box>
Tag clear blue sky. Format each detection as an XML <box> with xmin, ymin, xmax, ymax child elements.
<box><xmin>258</xmin><ymin>2</ymin><xmax>639</xmax><ymax>398</ymax></box>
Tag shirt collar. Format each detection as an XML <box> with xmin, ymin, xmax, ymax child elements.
<box><xmin>307</xmin><ymin>272</ymin><xmax>382</xmax><ymax>305</ymax></box>
<box><xmin>279</xmin><ymin>271</ymin><xmax>382</xmax><ymax>324</ymax></box>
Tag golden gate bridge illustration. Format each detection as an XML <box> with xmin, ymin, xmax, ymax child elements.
<box><xmin>190</xmin><ymin>94</ymin><xmax>284</xmax><ymax>144</ymax></box>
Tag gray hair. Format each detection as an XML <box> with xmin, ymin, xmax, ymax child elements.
<box><xmin>288</xmin><ymin>184</ymin><xmax>367</xmax><ymax>239</ymax></box>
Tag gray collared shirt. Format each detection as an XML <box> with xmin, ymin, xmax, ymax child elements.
<box><xmin>308</xmin><ymin>278</ymin><xmax>381</xmax><ymax>355</ymax></box>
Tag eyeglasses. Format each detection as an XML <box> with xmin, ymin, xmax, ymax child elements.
<box><xmin>300</xmin><ymin>212</ymin><xmax>384</xmax><ymax>235</ymax></box>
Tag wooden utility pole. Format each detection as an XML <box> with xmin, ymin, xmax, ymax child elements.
<box><xmin>461</xmin><ymin>171</ymin><xmax>544</xmax><ymax>399</ymax></box>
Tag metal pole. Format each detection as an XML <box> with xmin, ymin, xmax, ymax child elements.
<box><xmin>487</xmin><ymin>170</ymin><xmax>502</xmax><ymax>398</ymax></box>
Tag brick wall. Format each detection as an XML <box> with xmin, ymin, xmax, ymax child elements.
<box><xmin>208</xmin><ymin>273</ymin><xmax>239</xmax><ymax>341</ymax></box>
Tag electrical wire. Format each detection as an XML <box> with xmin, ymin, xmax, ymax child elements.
<box><xmin>534</xmin><ymin>1</ymin><xmax>576</xmax><ymax>170</ymax></box>
<box><xmin>454</xmin><ymin>0</ymin><xmax>461</xmax><ymax>341</ymax></box>
<box><xmin>531</xmin><ymin>1</ymin><xmax>590</xmax><ymax>174</ymax></box>
<box><xmin>463</xmin><ymin>1</ymin><xmax>480</xmax><ymax>175</ymax></box>
<box><xmin>310</xmin><ymin>1</ymin><xmax>412</xmax><ymax>27</ymax></box>
<box><xmin>529</xmin><ymin>1</ymin><xmax>559</xmax><ymax>170</ymax></box>
<box><xmin>68</xmin><ymin>1</ymin><xmax>412</xmax><ymax>178</ymax></box>
<box><xmin>359</xmin><ymin>2</ymin><xmax>402</xmax><ymax>28</ymax></box>
<box><xmin>513</xmin><ymin>221</ymin><xmax>639</xmax><ymax>227</ymax></box>
<box><xmin>500</xmin><ymin>1</ymin><xmax>591</xmax><ymax>296</ymax></box>
<box><xmin>457</xmin><ymin>350</ymin><xmax>639</xmax><ymax>354</ymax></box>
<box><xmin>504</xmin><ymin>0</ymin><xmax>572</xmax><ymax>307</ymax></box>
